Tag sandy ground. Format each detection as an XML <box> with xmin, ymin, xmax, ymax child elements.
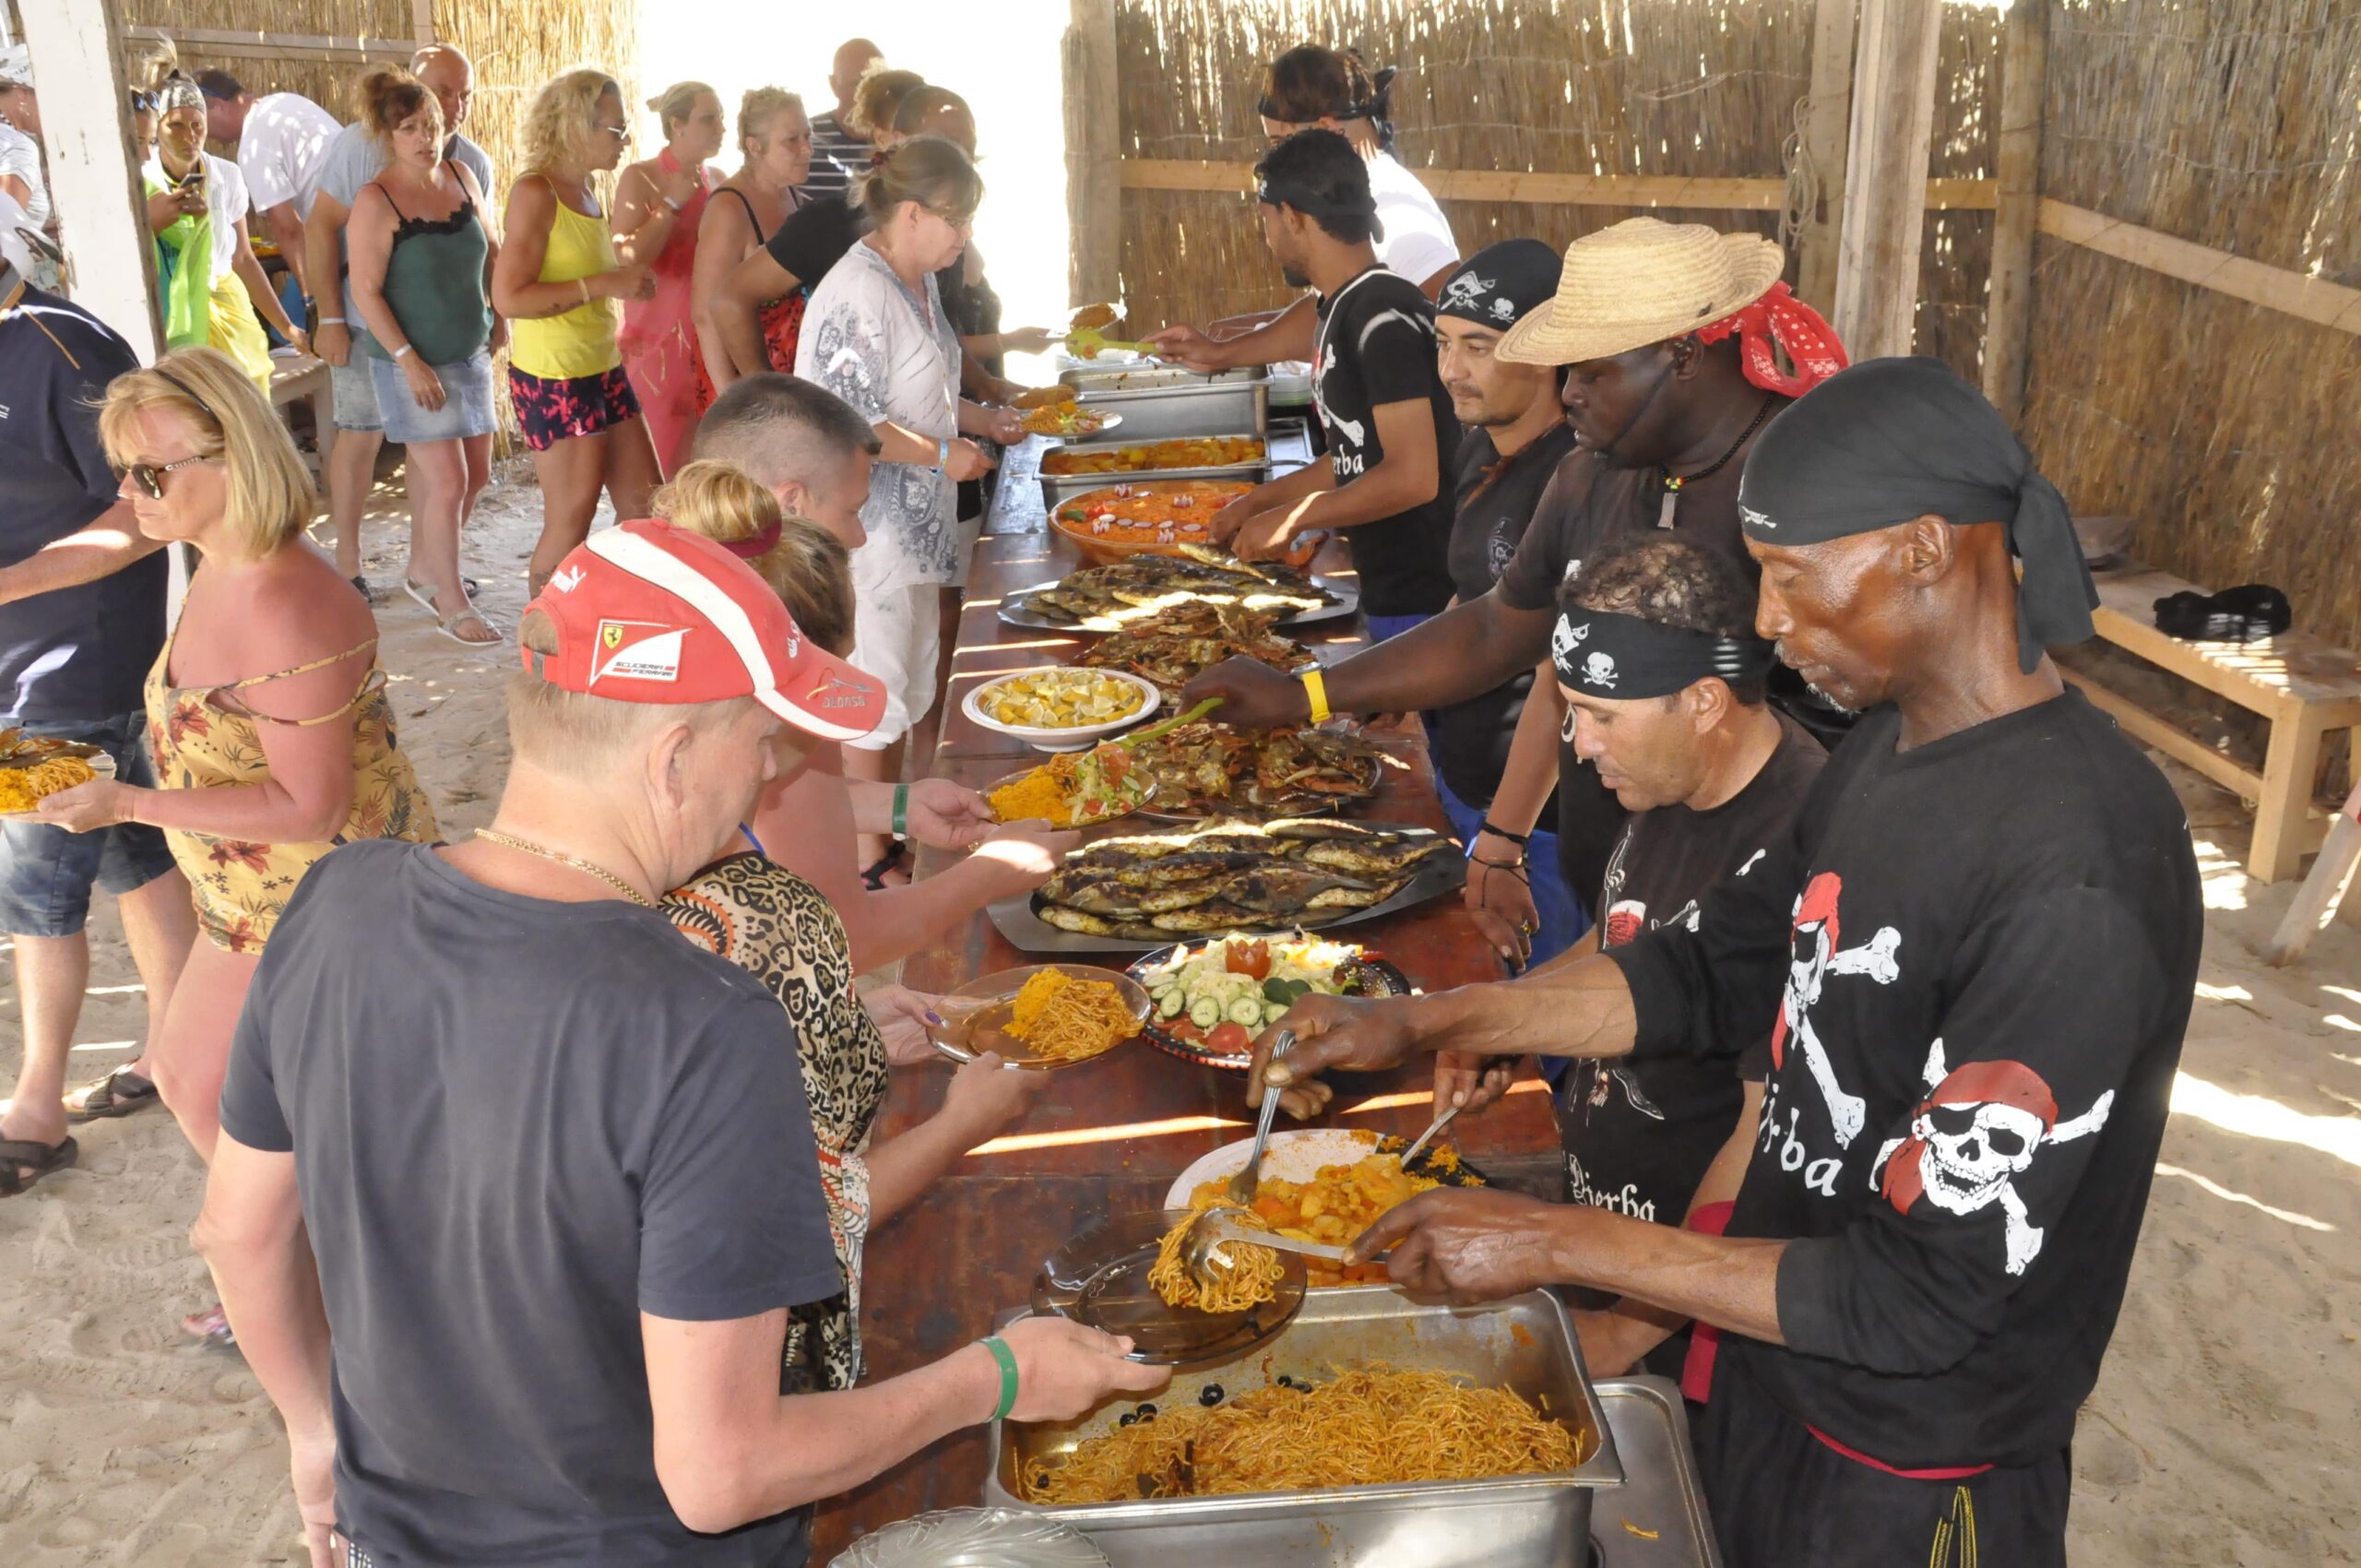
<box><xmin>2</xmin><ymin>469</ymin><xmax>2358</xmax><ymax>1563</ymax></box>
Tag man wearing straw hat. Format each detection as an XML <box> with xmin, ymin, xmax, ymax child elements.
<box><xmin>1187</xmin><ymin>217</ymin><xmax>1847</xmax><ymax>919</ymax></box>
<box><xmin>1251</xmin><ymin>358</ymin><xmax>2202</xmax><ymax>1567</ymax></box>
<box><xmin>196</xmin><ymin>521</ymin><xmax>1164</xmax><ymax>1565</ymax></box>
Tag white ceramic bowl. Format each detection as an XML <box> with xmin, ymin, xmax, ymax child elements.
<box><xmin>1161</xmin><ymin>1127</ymin><xmax>1397</xmax><ymax>1209</ymax></box>
<box><xmin>962</xmin><ymin>667</ymin><xmax>1160</xmax><ymax>753</ymax></box>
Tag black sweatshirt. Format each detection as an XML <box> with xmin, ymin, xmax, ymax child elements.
<box><xmin>1606</xmin><ymin>690</ymin><xmax>2201</xmax><ymax>1469</ymax></box>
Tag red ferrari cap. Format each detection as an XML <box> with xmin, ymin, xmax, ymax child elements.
<box><xmin>523</xmin><ymin>519</ymin><xmax>884</xmax><ymax>742</ymax></box>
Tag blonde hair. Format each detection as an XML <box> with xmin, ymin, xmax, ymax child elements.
<box><xmin>521</xmin><ymin>67</ymin><xmax>621</xmax><ymax>176</ymax></box>
<box><xmin>654</xmin><ymin>460</ymin><xmax>856</xmax><ymax>653</ymax></box>
<box><xmin>737</xmin><ymin>86</ymin><xmax>805</xmax><ymax>162</ymax></box>
<box><xmin>98</xmin><ymin>347</ymin><xmax>314</xmax><ymax>561</ymax></box>
<box><xmin>851</xmin><ymin>135</ymin><xmax>982</xmax><ymax>225</ymax></box>
<box><xmin>847</xmin><ymin>65</ymin><xmax>924</xmax><ymax>140</ymax></box>
<box><xmin>647</xmin><ymin>80</ymin><xmax>715</xmax><ymax>142</ymax></box>
<box><xmin>360</xmin><ymin>66</ymin><xmax>444</xmax><ymax>147</ymax></box>
<box><xmin>124</xmin><ymin>37</ymin><xmax>179</xmax><ymax>96</ymax></box>
<box><xmin>507</xmin><ymin>611</ymin><xmax>744</xmax><ymax>778</ymax></box>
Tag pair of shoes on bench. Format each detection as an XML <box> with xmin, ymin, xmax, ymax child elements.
<box><xmin>2153</xmin><ymin>584</ymin><xmax>2292</xmax><ymax>643</ymax></box>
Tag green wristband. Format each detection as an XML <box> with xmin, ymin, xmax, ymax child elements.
<box><xmin>892</xmin><ymin>783</ymin><xmax>909</xmax><ymax>839</ymax></box>
<box><xmin>980</xmin><ymin>1335</ymin><xmax>1019</xmax><ymax>1422</ymax></box>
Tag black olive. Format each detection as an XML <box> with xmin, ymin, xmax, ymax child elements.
<box><xmin>1275</xmin><ymin>1374</ymin><xmax>1296</xmax><ymax>1389</ymax></box>
<box><xmin>1135</xmin><ymin>1403</ymin><xmax>1157</xmax><ymax>1419</ymax></box>
<box><xmin>1198</xmin><ymin>1384</ymin><xmax>1225</xmax><ymax>1407</ymax></box>
<box><xmin>1119</xmin><ymin>1411</ymin><xmax>1137</xmax><ymax>1427</ymax></box>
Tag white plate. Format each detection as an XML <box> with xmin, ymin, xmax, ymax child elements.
<box><xmin>1161</xmin><ymin>1127</ymin><xmax>1398</xmax><ymax>1209</ymax></box>
<box><xmin>962</xmin><ymin>667</ymin><xmax>1161</xmax><ymax>754</ymax></box>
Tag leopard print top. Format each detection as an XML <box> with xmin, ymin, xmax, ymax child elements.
<box><xmin>663</xmin><ymin>852</ymin><xmax>891</xmax><ymax>1393</ymax></box>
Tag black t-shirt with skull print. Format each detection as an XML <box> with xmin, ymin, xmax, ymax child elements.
<box><xmin>1557</xmin><ymin>711</ymin><xmax>1825</xmax><ymax>1239</ymax></box>
<box><xmin>1606</xmin><ymin>690</ymin><xmax>2201</xmax><ymax>1470</ymax></box>
<box><xmin>1311</xmin><ymin>265</ymin><xmax>1459</xmax><ymax>617</ymax></box>
<box><xmin>1430</xmin><ymin>421</ymin><xmax>1580</xmax><ymax>812</ymax></box>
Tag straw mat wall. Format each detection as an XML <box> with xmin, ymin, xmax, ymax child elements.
<box><xmin>1112</xmin><ymin>0</ymin><xmax>2003</xmax><ymax>377</ymax></box>
<box><xmin>2022</xmin><ymin>0</ymin><xmax>2361</xmax><ymax>656</ymax></box>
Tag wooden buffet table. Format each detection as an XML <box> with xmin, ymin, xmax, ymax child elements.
<box><xmin>811</xmin><ymin>520</ymin><xmax>1560</xmax><ymax>1554</ymax></box>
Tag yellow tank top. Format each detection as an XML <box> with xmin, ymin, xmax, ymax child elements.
<box><xmin>510</xmin><ymin>179</ymin><xmax>623</xmax><ymax>381</ymax></box>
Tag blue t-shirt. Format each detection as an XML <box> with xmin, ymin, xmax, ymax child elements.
<box><xmin>219</xmin><ymin>839</ymin><xmax>842</xmax><ymax>1564</ymax></box>
<box><xmin>0</xmin><ymin>288</ymin><xmax>167</xmax><ymax>723</ymax></box>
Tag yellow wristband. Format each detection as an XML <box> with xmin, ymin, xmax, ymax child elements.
<box><xmin>1301</xmin><ymin>666</ymin><xmax>1330</xmax><ymax>726</ymax></box>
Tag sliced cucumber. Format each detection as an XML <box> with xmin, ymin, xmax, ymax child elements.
<box><xmin>1157</xmin><ymin>990</ymin><xmax>1185</xmax><ymax>1019</ymax></box>
<box><xmin>1264</xmin><ymin>1002</ymin><xmax>1289</xmax><ymax>1025</ymax></box>
<box><xmin>1188</xmin><ymin>996</ymin><xmax>1223</xmax><ymax>1029</ymax></box>
<box><xmin>1226</xmin><ymin>996</ymin><xmax>1264</xmax><ymax>1027</ymax></box>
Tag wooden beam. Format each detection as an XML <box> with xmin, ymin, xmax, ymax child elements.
<box><xmin>1794</xmin><ymin>0</ymin><xmax>1857</xmax><ymax>312</ymax></box>
<box><xmin>21</xmin><ymin>0</ymin><xmax>160</xmax><ymax>359</ymax></box>
<box><xmin>1063</xmin><ymin>0</ymin><xmax>1121</xmax><ymax>309</ymax></box>
<box><xmin>1833</xmin><ymin>0</ymin><xmax>1944</xmax><ymax>359</ymax></box>
<box><xmin>1983</xmin><ymin>0</ymin><xmax>2047</xmax><ymax>422</ymax></box>
<box><xmin>1116</xmin><ymin>160</ymin><xmax>1994</xmax><ymax>211</ymax></box>
<box><xmin>123</xmin><ymin>25</ymin><xmax>416</xmax><ymax>62</ymax></box>
<box><xmin>2037</xmin><ymin>197</ymin><xmax>2361</xmax><ymax>337</ymax></box>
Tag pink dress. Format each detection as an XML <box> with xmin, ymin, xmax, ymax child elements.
<box><xmin>618</xmin><ymin>147</ymin><xmax>714</xmax><ymax>477</ymax></box>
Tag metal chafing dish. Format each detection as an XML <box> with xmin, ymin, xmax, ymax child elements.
<box><xmin>985</xmin><ymin>1286</ymin><xmax>1625</xmax><ymax>1566</ymax></box>
<box><xmin>1057</xmin><ymin>362</ymin><xmax>1271</xmax><ymax>441</ymax></box>
<box><xmin>1037</xmin><ymin>433</ymin><xmax>1272</xmax><ymax>512</ymax></box>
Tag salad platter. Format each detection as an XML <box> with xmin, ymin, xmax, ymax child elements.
<box><xmin>1126</xmin><ymin>932</ymin><xmax>1411</xmax><ymax>1070</ymax></box>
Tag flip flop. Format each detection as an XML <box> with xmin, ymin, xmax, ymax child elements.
<box><xmin>350</xmin><ymin>575</ymin><xmax>388</xmax><ymax>606</ymax></box>
<box><xmin>860</xmin><ymin>840</ymin><xmax>910</xmax><ymax>891</ymax></box>
<box><xmin>436</xmin><ymin>606</ymin><xmax>502</xmax><ymax>646</ymax></box>
<box><xmin>65</xmin><ymin>1063</ymin><xmax>160</xmax><ymax>1122</ymax></box>
<box><xmin>182</xmin><ymin>1302</ymin><xmax>237</xmax><ymax>1348</ymax></box>
<box><xmin>0</xmin><ymin>1134</ymin><xmax>79</xmax><ymax>1197</ymax></box>
<box><xmin>405</xmin><ymin>576</ymin><xmax>483</xmax><ymax>613</ymax></box>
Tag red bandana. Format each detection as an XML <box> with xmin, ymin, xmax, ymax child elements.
<box><xmin>1696</xmin><ymin>282</ymin><xmax>1849</xmax><ymax>397</ymax></box>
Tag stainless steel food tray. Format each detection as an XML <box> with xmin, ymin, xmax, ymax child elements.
<box><xmin>985</xmin><ymin>821</ymin><xmax>1465</xmax><ymax>955</ymax></box>
<box><xmin>1590</xmin><ymin>1377</ymin><xmax>1723</xmax><ymax>1567</ymax></box>
<box><xmin>1038</xmin><ymin>434</ymin><xmax>1272</xmax><ymax>512</ymax></box>
<box><xmin>985</xmin><ymin>1285</ymin><xmax>1624</xmax><ymax>1568</ymax></box>
<box><xmin>1057</xmin><ymin>364</ymin><xmax>1271</xmax><ymax>440</ymax></box>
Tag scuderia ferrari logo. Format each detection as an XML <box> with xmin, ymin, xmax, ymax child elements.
<box><xmin>591</xmin><ymin>620</ymin><xmax>685</xmax><ymax>684</ymax></box>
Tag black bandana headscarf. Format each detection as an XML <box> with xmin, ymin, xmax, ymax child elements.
<box><xmin>1736</xmin><ymin>356</ymin><xmax>2095</xmax><ymax>673</ymax></box>
<box><xmin>1436</xmin><ymin>239</ymin><xmax>1561</xmax><ymax>330</ymax></box>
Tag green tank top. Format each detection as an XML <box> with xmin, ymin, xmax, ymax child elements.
<box><xmin>363</xmin><ymin>164</ymin><xmax>493</xmax><ymax>367</ymax></box>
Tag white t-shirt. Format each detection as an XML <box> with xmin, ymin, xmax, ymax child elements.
<box><xmin>148</xmin><ymin>152</ymin><xmax>250</xmax><ymax>276</ymax></box>
<box><xmin>236</xmin><ymin>92</ymin><xmax>339</xmax><ymax>218</ymax></box>
<box><xmin>1366</xmin><ymin>148</ymin><xmax>1457</xmax><ymax>290</ymax></box>
<box><xmin>0</xmin><ymin>124</ymin><xmax>48</xmax><ymax>231</ymax></box>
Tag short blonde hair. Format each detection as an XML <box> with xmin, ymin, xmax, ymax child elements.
<box><xmin>508</xmin><ymin>609</ymin><xmax>745</xmax><ymax>778</ymax></box>
<box><xmin>653</xmin><ymin>460</ymin><xmax>856</xmax><ymax>653</ymax></box>
<box><xmin>521</xmin><ymin>67</ymin><xmax>620</xmax><ymax>177</ymax></box>
<box><xmin>647</xmin><ymin>80</ymin><xmax>716</xmax><ymax>142</ymax></box>
<box><xmin>98</xmin><ymin>347</ymin><xmax>314</xmax><ymax>561</ymax></box>
<box><xmin>737</xmin><ymin>86</ymin><xmax>805</xmax><ymax>162</ymax></box>
<box><xmin>847</xmin><ymin>65</ymin><xmax>924</xmax><ymax>139</ymax></box>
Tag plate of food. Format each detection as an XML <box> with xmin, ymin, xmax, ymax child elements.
<box><xmin>1008</xmin><ymin>545</ymin><xmax>1353</xmax><ymax>624</ymax></box>
<box><xmin>1021</xmin><ymin>404</ymin><xmax>1121</xmax><ymax>439</ymax></box>
<box><xmin>1128</xmin><ymin>931</ymin><xmax>1410</xmax><ymax>1069</ymax></box>
<box><xmin>927</xmin><ymin>963</ymin><xmax>1153</xmax><ymax>1072</ymax></box>
<box><xmin>990</xmin><ymin>816</ymin><xmax>1463</xmax><ymax>953</ymax></box>
<box><xmin>986</xmin><ymin>746</ymin><xmax>1157</xmax><ymax>829</ymax></box>
<box><xmin>0</xmin><ymin>730</ymin><xmax>118</xmax><ymax>819</ymax></box>
<box><xmin>963</xmin><ymin>667</ymin><xmax>1160</xmax><ymax>753</ymax></box>
<box><xmin>1162</xmin><ymin>1129</ymin><xmax>1488</xmax><ymax>1288</ymax></box>
<box><xmin>1042</xmin><ymin>481</ymin><xmax>1256</xmax><ymax>566</ymax></box>
<box><xmin>1039</xmin><ymin>434</ymin><xmax>1264</xmax><ymax>478</ymax></box>
<box><xmin>1028</xmin><ymin>1206</ymin><xmax>1308</xmax><ymax>1366</ymax></box>
<box><xmin>1125</xmin><ymin>721</ymin><xmax>1390</xmax><ymax>820</ymax></box>
<box><xmin>1073</xmin><ymin>603</ymin><xmax>1307</xmax><ymax>702</ymax></box>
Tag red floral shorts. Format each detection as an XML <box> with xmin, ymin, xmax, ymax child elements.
<box><xmin>507</xmin><ymin>362</ymin><xmax>642</xmax><ymax>452</ymax></box>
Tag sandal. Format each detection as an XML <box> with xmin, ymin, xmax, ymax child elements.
<box><xmin>436</xmin><ymin>606</ymin><xmax>502</xmax><ymax>646</ymax></box>
<box><xmin>404</xmin><ymin>576</ymin><xmax>482</xmax><ymax>613</ymax></box>
<box><xmin>860</xmin><ymin>840</ymin><xmax>911</xmax><ymax>892</ymax></box>
<box><xmin>0</xmin><ymin>1134</ymin><xmax>79</xmax><ymax>1197</ymax></box>
<box><xmin>65</xmin><ymin>1063</ymin><xmax>160</xmax><ymax>1122</ymax></box>
<box><xmin>349</xmin><ymin>574</ymin><xmax>387</xmax><ymax>606</ymax></box>
<box><xmin>182</xmin><ymin>1302</ymin><xmax>237</xmax><ymax>1348</ymax></box>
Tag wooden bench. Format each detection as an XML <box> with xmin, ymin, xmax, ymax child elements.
<box><xmin>2060</xmin><ymin>564</ymin><xmax>2361</xmax><ymax>882</ymax></box>
<box><xmin>267</xmin><ymin>353</ymin><xmax>335</xmax><ymax>471</ymax></box>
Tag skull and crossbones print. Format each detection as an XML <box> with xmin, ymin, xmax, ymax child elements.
<box><xmin>1580</xmin><ymin>651</ymin><xmax>1619</xmax><ymax>690</ymax></box>
<box><xmin>1872</xmin><ymin>1039</ymin><xmax>2114</xmax><ymax>1275</ymax></box>
<box><xmin>1770</xmin><ymin>872</ymin><xmax>1898</xmax><ymax>1147</ymax></box>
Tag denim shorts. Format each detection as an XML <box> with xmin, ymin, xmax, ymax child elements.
<box><xmin>329</xmin><ymin>351</ymin><xmax>384</xmax><ymax>433</ymax></box>
<box><xmin>368</xmin><ymin>347</ymin><xmax>495</xmax><ymax>445</ymax></box>
<box><xmin>0</xmin><ymin>712</ymin><xmax>179</xmax><ymax>938</ymax></box>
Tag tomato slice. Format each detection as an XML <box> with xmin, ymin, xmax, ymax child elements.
<box><xmin>1168</xmin><ymin>1018</ymin><xmax>1204</xmax><ymax>1043</ymax></box>
<box><xmin>1207</xmin><ymin>1020</ymin><xmax>1251</xmax><ymax>1055</ymax></box>
<box><xmin>1225</xmin><ymin>939</ymin><xmax>1272</xmax><ymax>980</ymax></box>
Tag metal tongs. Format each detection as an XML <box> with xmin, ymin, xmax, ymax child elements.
<box><xmin>1182</xmin><ymin>1210</ymin><xmax>1379</xmax><ymax>1286</ymax></box>
<box><xmin>1396</xmin><ymin>1101</ymin><xmax>1464</xmax><ymax>1170</ymax></box>
<box><xmin>1180</xmin><ymin>1029</ymin><xmax>1293</xmax><ymax>1289</ymax></box>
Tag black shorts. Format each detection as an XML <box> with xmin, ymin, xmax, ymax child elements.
<box><xmin>1694</xmin><ymin>1353</ymin><xmax>2071</xmax><ymax>1568</ymax></box>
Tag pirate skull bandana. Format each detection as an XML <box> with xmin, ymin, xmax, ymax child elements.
<box><xmin>1255</xmin><ymin>170</ymin><xmax>1381</xmax><ymax>240</ymax></box>
<box><xmin>155</xmin><ymin>76</ymin><xmax>207</xmax><ymax>118</ymax></box>
<box><xmin>1736</xmin><ymin>356</ymin><xmax>2096</xmax><ymax>674</ymax></box>
<box><xmin>1436</xmin><ymin>238</ymin><xmax>1562</xmax><ymax>330</ymax></box>
<box><xmin>1550</xmin><ymin>608</ymin><xmax>1779</xmax><ymax>700</ymax></box>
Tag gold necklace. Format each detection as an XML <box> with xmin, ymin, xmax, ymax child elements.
<box><xmin>472</xmin><ymin>828</ymin><xmax>657</xmax><ymax>908</ymax></box>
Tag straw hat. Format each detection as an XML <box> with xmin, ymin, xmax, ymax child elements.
<box><xmin>1497</xmin><ymin>218</ymin><xmax>1786</xmax><ymax>367</ymax></box>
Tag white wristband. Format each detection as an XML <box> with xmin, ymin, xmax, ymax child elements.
<box><xmin>319</xmin><ymin>315</ymin><xmax>346</xmax><ymax>327</ymax></box>
<box><xmin>393</xmin><ymin>343</ymin><xmax>415</xmax><ymax>361</ymax></box>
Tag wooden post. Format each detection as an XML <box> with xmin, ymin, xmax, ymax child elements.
<box><xmin>18</xmin><ymin>0</ymin><xmax>160</xmax><ymax>360</ymax></box>
<box><xmin>1794</xmin><ymin>0</ymin><xmax>1857</xmax><ymax>313</ymax></box>
<box><xmin>412</xmin><ymin>0</ymin><xmax>437</xmax><ymax>48</ymax></box>
<box><xmin>1063</xmin><ymin>0</ymin><xmax>1121</xmax><ymax>309</ymax></box>
<box><xmin>1832</xmin><ymin>0</ymin><xmax>1944</xmax><ymax>360</ymax></box>
<box><xmin>1982</xmin><ymin>0</ymin><xmax>2047</xmax><ymax>422</ymax></box>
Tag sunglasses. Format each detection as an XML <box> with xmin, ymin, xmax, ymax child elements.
<box><xmin>599</xmin><ymin>123</ymin><xmax>631</xmax><ymax>142</ymax></box>
<box><xmin>125</xmin><ymin>454</ymin><xmax>210</xmax><ymax>499</ymax></box>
